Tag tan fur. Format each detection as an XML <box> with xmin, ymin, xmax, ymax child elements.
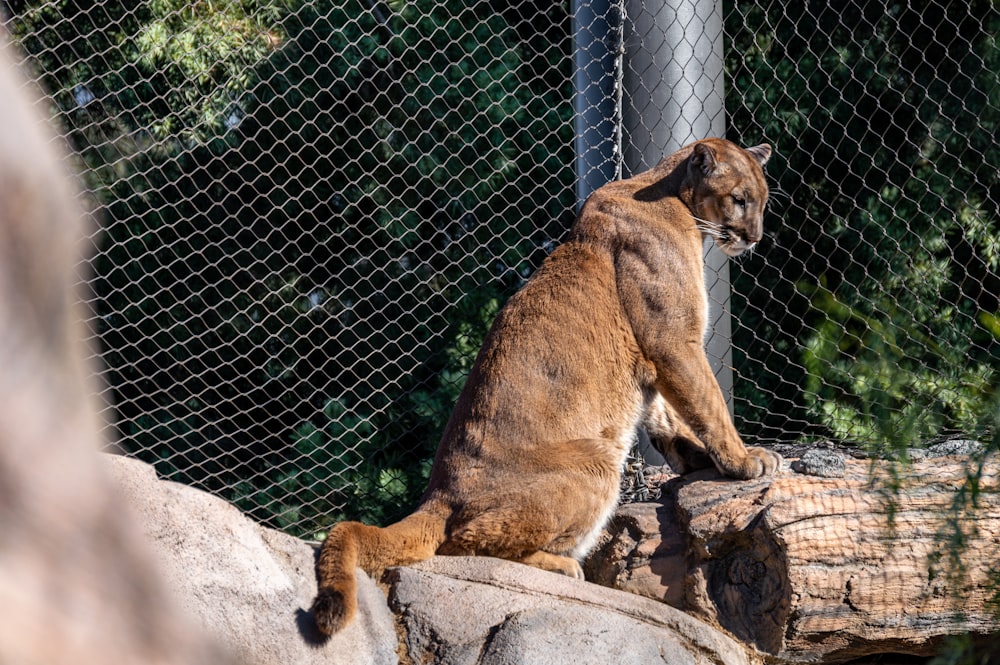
<box><xmin>312</xmin><ymin>138</ymin><xmax>781</xmax><ymax>636</ymax></box>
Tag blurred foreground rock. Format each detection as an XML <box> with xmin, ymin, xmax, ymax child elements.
<box><xmin>586</xmin><ymin>455</ymin><xmax>1000</xmax><ymax>663</ymax></box>
<box><xmin>0</xmin><ymin>34</ymin><xmax>230</xmax><ymax>665</ymax></box>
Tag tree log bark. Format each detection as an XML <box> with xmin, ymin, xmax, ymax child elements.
<box><xmin>584</xmin><ymin>454</ymin><xmax>1000</xmax><ymax>663</ymax></box>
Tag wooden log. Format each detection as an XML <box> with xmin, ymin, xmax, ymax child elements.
<box><xmin>584</xmin><ymin>454</ymin><xmax>1000</xmax><ymax>663</ymax></box>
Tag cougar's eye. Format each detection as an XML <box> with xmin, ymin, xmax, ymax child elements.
<box><xmin>732</xmin><ymin>195</ymin><xmax>746</xmax><ymax>211</ymax></box>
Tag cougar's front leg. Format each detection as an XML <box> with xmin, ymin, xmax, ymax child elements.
<box><xmin>652</xmin><ymin>343</ymin><xmax>781</xmax><ymax>480</ymax></box>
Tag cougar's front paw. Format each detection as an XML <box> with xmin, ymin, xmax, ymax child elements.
<box><xmin>745</xmin><ymin>446</ymin><xmax>782</xmax><ymax>478</ymax></box>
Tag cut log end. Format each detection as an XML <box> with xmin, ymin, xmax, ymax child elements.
<box><xmin>695</xmin><ymin>528</ymin><xmax>790</xmax><ymax>654</ymax></box>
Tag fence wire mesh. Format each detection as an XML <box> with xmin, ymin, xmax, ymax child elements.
<box><xmin>4</xmin><ymin>0</ymin><xmax>999</xmax><ymax>538</ymax></box>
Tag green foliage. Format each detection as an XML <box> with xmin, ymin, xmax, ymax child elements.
<box><xmin>727</xmin><ymin>0</ymin><xmax>1000</xmax><ymax>450</ymax></box>
<box><xmin>7</xmin><ymin>0</ymin><xmax>573</xmax><ymax>536</ymax></box>
<box><xmin>405</xmin><ymin>289</ymin><xmax>503</xmax><ymax>433</ymax></box>
<box><xmin>801</xmin><ymin>280</ymin><xmax>993</xmax><ymax>449</ymax></box>
<box><xmin>8</xmin><ymin>0</ymin><xmax>286</xmax><ymax>150</ymax></box>
<box><xmin>233</xmin><ymin>288</ymin><xmax>502</xmax><ymax>539</ymax></box>
<box><xmin>133</xmin><ymin>1</ymin><xmax>284</xmax><ymax>140</ymax></box>
<box><xmin>231</xmin><ymin>396</ymin><xmax>414</xmax><ymax>539</ymax></box>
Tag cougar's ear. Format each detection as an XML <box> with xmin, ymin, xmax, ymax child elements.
<box><xmin>689</xmin><ymin>142</ymin><xmax>717</xmax><ymax>176</ymax></box>
<box><xmin>746</xmin><ymin>143</ymin><xmax>772</xmax><ymax>168</ymax></box>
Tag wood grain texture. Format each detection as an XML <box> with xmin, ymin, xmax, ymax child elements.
<box><xmin>585</xmin><ymin>455</ymin><xmax>1000</xmax><ymax>663</ymax></box>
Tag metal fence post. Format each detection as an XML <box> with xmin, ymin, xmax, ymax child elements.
<box><xmin>572</xmin><ymin>0</ymin><xmax>622</xmax><ymax>204</ymax></box>
<box><xmin>622</xmin><ymin>0</ymin><xmax>732</xmax><ymax>413</ymax></box>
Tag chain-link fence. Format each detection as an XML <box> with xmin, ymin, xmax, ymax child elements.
<box><xmin>4</xmin><ymin>0</ymin><xmax>998</xmax><ymax>538</ymax></box>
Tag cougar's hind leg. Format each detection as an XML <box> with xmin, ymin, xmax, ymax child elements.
<box><xmin>312</xmin><ymin>510</ymin><xmax>446</xmax><ymax>637</ymax></box>
<box><xmin>440</xmin><ymin>438</ymin><xmax>622</xmax><ymax>573</ymax></box>
<box><xmin>437</xmin><ymin>532</ymin><xmax>584</xmax><ymax>579</ymax></box>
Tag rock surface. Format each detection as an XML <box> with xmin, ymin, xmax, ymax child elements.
<box><xmin>390</xmin><ymin>556</ymin><xmax>752</xmax><ymax>665</ymax></box>
<box><xmin>789</xmin><ymin>448</ymin><xmax>846</xmax><ymax>478</ymax></box>
<box><xmin>104</xmin><ymin>454</ymin><xmax>756</xmax><ymax>665</ymax></box>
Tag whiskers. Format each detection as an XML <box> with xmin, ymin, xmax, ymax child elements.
<box><xmin>693</xmin><ymin>214</ymin><xmax>764</xmax><ymax>260</ymax></box>
<box><xmin>692</xmin><ymin>215</ymin><xmax>725</xmax><ymax>239</ymax></box>
<box><xmin>765</xmin><ymin>184</ymin><xmax>791</xmax><ymax>213</ymax></box>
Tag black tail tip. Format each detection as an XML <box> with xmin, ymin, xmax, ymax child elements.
<box><xmin>311</xmin><ymin>588</ymin><xmax>349</xmax><ymax>637</ymax></box>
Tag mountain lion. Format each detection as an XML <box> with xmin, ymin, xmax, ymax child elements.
<box><xmin>312</xmin><ymin>138</ymin><xmax>780</xmax><ymax>636</ymax></box>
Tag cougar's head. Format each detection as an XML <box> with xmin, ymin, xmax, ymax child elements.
<box><xmin>683</xmin><ymin>139</ymin><xmax>772</xmax><ymax>257</ymax></box>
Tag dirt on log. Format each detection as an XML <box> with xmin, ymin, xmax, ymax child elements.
<box><xmin>584</xmin><ymin>454</ymin><xmax>1000</xmax><ymax>663</ymax></box>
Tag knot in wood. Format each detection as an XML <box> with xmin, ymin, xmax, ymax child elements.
<box><xmin>727</xmin><ymin>553</ymin><xmax>765</xmax><ymax>586</ymax></box>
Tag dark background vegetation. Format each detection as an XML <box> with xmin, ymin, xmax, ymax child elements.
<box><xmin>7</xmin><ymin>0</ymin><xmax>575</xmax><ymax>534</ymax></box>
<box><xmin>727</xmin><ymin>0</ymin><xmax>1000</xmax><ymax>453</ymax></box>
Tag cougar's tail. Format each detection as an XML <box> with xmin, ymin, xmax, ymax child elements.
<box><xmin>311</xmin><ymin>509</ymin><xmax>447</xmax><ymax>636</ymax></box>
